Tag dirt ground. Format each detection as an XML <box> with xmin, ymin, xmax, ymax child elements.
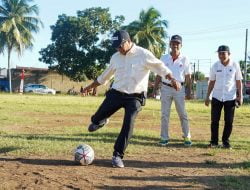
<box><xmin>1</xmin><ymin>145</ymin><xmax>249</xmax><ymax>190</ymax></box>
<box><xmin>0</xmin><ymin>98</ymin><xmax>249</xmax><ymax>189</ymax></box>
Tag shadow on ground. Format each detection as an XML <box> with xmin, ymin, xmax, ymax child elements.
<box><xmin>1</xmin><ymin>133</ymin><xmax>212</xmax><ymax>148</ymax></box>
<box><xmin>0</xmin><ymin>146</ymin><xmax>21</xmax><ymax>154</ymax></box>
<box><xmin>95</xmin><ymin>175</ymin><xmax>250</xmax><ymax>190</ymax></box>
<box><xmin>0</xmin><ymin>157</ymin><xmax>249</xmax><ymax>170</ymax></box>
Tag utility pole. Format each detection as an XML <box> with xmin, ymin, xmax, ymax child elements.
<box><xmin>244</xmin><ymin>29</ymin><xmax>248</xmax><ymax>96</ymax></box>
<box><xmin>192</xmin><ymin>62</ymin><xmax>196</xmax><ymax>98</ymax></box>
<box><xmin>197</xmin><ymin>60</ymin><xmax>200</xmax><ymax>81</ymax></box>
<box><xmin>193</xmin><ymin>62</ymin><xmax>196</xmax><ymax>81</ymax></box>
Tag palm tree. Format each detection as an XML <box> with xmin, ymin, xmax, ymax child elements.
<box><xmin>124</xmin><ymin>7</ymin><xmax>168</xmax><ymax>58</ymax></box>
<box><xmin>0</xmin><ymin>0</ymin><xmax>43</xmax><ymax>92</ymax></box>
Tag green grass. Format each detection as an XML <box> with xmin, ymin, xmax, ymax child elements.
<box><xmin>218</xmin><ymin>175</ymin><xmax>250</xmax><ymax>190</ymax></box>
<box><xmin>0</xmin><ymin>94</ymin><xmax>249</xmax><ymax>155</ymax></box>
<box><xmin>0</xmin><ymin>93</ymin><xmax>249</xmax><ymax>188</ymax></box>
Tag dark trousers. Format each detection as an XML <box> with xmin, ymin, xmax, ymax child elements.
<box><xmin>210</xmin><ymin>98</ymin><xmax>235</xmax><ymax>145</ymax></box>
<box><xmin>91</xmin><ymin>89</ymin><xmax>142</xmax><ymax>158</ymax></box>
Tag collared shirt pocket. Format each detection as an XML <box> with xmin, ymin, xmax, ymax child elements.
<box><xmin>115</xmin><ymin>62</ymin><xmax>127</xmax><ymax>75</ymax></box>
<box><xmin>113</xmin><ymin>62</ymin><xmax>128</xmax><ymax>84</ymax></box>
<box><xmin>178</xmin><ymin>63</ymin><xmax>185</xmax><ymax>75</ymax></box>
<box><xmin>226</xmin><ymin>66</ymin><xmax>235</xmax><ymax>78</ymax></box>
<box><xmin>214</xmin><ymin>68</ymin><xmax>224</xmax><ymax>89</ymax></box>
<box><xmin>130</xmin><ymin>60</ymin><xmax>148</xmax><ymax>84</ymax></box>
<box><xmin>215</xmin><ymin>69</ymin><xmax>223</xmax><ymax>80</ymax></box>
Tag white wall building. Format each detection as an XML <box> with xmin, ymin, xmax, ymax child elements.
<box><xmin>196</xmin><ymin>81</ymin><xmax>208</xmax><ymax>99</ymax></box>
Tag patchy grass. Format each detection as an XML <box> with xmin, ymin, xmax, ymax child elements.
<box><xmin>0</xmin><ymin>93</ymin><xmax>249</xmax><ymax>189</ymax></box>
<box><xmin>218</xmin><ymin>175</ymin><xmax>250</xmax><ymax>190</ymax></box>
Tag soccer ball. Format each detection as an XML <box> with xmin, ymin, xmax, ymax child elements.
<box><xmin>74</xmin><ymin>144</ymin><xmax>94</xmax><ymax>165</ymax></box>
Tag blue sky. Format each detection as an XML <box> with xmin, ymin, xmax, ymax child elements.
<box><xmin>0</xmin><ymin>0</ymin><xmax>250</xmax><ymax>76</ymax></box>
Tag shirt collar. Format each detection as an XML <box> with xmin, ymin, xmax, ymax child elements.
<box><xmin>126</xmin><ymin>43</ymin><xmax>136</xmax><ymax>55</ymax></box>
<box><xmin>117</xmin><ymin>43</ymin><xmax>136</xmax><ymax>56</ymax></box>
<box><xmin>171</xmin><ymin>53</ymin><xmax>183</xmax><ymax>59</ymax></box>
<box><xmin>219</xmin><ymin>59</ymin><xmax>232</xmax><ymax>67</ymax></box>
<box><xmin>166</xmin><ymin>53</ymin><xmax>183</xmax><ymax>61</ymax></box>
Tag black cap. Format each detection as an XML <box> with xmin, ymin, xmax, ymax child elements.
<box><xmin>170</xmin><ymin>35</ymin><xmax>182</xmax><ymax>44</ymax></box>
<box><xmin>111</xmin><ymin>30</ymin><xmax>130</xmax><ymax>48</ymax></box>
<box><xmin>217</xmin><ymin>45</ymin><xmax>230</xmax><ymax>53</ymax></box>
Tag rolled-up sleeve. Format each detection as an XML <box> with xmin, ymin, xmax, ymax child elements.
<box><xmin>97</xmin><ymin>61</ymin><xmax>115</xmax><ymax>85</ymax></box>
<box><xmin>144</xmin><ymin>50</ymin><xmax>172</xmax><ymax>78</ymax></box>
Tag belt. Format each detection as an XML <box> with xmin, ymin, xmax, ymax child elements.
<box><xmin>162</xmin><ymin>82</ymin><xmax>184</xmax><ymax>87</ymax></box>
<box><xmin>111</xmin><ymin>89</ymin><xmax>142</xmax><ymax>98</ymax></box>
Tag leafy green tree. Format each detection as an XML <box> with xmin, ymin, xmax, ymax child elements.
<box><xmin>239</xmin><ymin>60</ymin><xmax>250</xmax><ymax>80</ymax></box>
<box><xmin>124</xmin><ymin>7</ymin><xmax>168</xmax><ymax>58</ymax></box>
<box><xmin>192</xmin><ymin>71</ymin><xmax>205</xmax><ymax>81</ymax></box>
<box><xmin>39</xmin><ymin>7</ymin><xmax>124</xmax><ymax>82</ymax></box>
<box><xmin>0</xmin><ymin>0</ymin><xmax>43</xmax><ymax>92</ymax></box>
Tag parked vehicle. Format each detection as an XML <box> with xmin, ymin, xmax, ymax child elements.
<box><xmin>0</xmin><ymin>79</ymin><xmax>9</xmax><ymax>92</ymax></box>
<box><xmin>24</xmin><ymin>84</ymin><xmax>56</xmax><ymax>95</ymax></box>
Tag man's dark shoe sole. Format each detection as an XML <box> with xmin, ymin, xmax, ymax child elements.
<box><xmin>88</xmin><ymin>119</ymin><xmax>109</xmax><ymax>132</ymax></box>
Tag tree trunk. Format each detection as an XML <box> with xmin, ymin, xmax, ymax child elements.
<box><xmin>8</xmin><ymin>48</ymin><xmax>12</xmax><ymax>93</ymax></box>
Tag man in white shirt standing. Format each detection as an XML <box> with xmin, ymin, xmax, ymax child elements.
<box><xmin>153</xmin><ymin>35</ymin><xmax>192</xmax><ymax>147</ymax></box>
<box><xmin>205</xmin><ymin>45</ymin><xmax>243</xmax><ymax>149</ymax></box>
<box><xmin>82</xmin><ymin>30</ymin><xmax>181</xmax><ymax>168</ymax></box>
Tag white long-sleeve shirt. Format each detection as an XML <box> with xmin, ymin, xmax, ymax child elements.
<box><xmin>97</xmin><ymin>44</ymin><xmax>172</xmax><ymax>94</ymax></box>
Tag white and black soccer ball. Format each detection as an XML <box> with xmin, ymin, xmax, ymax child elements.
<box><xmin>74</xmin><ymin>144</ymin><xmax>94</xmax><ymax>165</ymax></box>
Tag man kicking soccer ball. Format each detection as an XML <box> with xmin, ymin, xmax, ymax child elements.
<box><xmin>82</xmin><ymin>30</ymin><xmax>181</xmax><ymax>168</ymax></box>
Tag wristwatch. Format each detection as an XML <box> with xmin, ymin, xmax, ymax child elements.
<box><xmin>170</xmin><ymin>78</ymin><xmax>176</xmax><ymax>84</ymax></box>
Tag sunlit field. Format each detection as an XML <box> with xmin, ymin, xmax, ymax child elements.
<box><xmin>0</xmin><ymin>93</ymin><xmax>249</xmax><ymax>189</ymax></box>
